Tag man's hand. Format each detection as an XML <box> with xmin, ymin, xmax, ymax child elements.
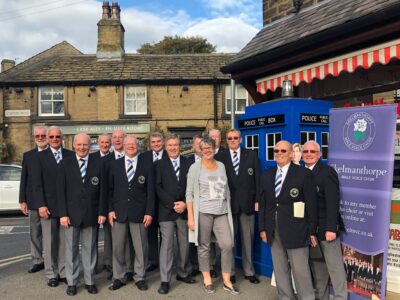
<box><xmin>143</xmin><ymin>215</ymin><xmax>153</xmax><ymax>228</ymax></box>
<box><xmin>187</xmin><ymin>218</ymin><xmax>195</xmax><ymax>231</ymax></box>
<box><xmin>60</xmin><ymin>216</ymin><xmax>70</xmax><ymax>228</ymax></box>
<box><xmin>98</xmin><ymin>216</ymin><xmax>106</xmax><ymax>224</ymax></box>
<box><xmin>254</xmin><ymin>202</ymin><xmax>259</xmax><ymax>212</ymax></box>
<box><xmin>310</xmin><ymin>235</ymin><xmax>318</xmax><ymax>247</ymax></box>
<box><xmin>108</xmin><ymin>211</ymin><xmax>116</xmax><ymax>227</ymax></box>
<box><xmin>260</xmin><ymin>231</ymin><xmax>267</xmax><ymax>244</ymax></box>
<box><xmin>325</xmin><ymin>231</ymin><xmax>337</xmax><ymax>242</ymax></box>
<box><xmin>174</xmin><ymin>201</ymin><xmax>186</xmax><ymax>214</ymax></box>
<box><xmin>20</xmin><ymin>202</ymin><xmax>28</xmax><ymax>216</ymax></box>
<box><xmin>39</xmin><ymin>206</ymin><xmax>50</xmax><ymax>219</ymax></box>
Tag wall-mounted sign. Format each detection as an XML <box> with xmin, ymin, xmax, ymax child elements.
<box><xmin>300</xmin><ymin>113</ymin><xmax>329</xmax><ymax>124</ymax></box>
<box><xmin>33</xmin><ymin>123</ymin><xmax>150</xmax><ymax>135</ymax></box>
<box><xmin>237</xmin><ymin>114</ymin><xmax>285</xmax><ymax>129</ymax></box>
<box><xmin>5</xmin><ymin>110</ymin><xmax>31</xmax><ymax>117</ymax></box>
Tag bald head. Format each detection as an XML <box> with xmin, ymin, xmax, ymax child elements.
<box><xmin>274</xmin><ymin>140</ymin><xmax>293</xmax><ymax>167</ymax></box>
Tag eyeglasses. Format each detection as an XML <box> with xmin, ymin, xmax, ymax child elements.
<box><xmin>34</xmin><ymin>134</ymin><xmax>46</xmax><ymax>139</ymax></box>
<box><xmin>48</xmin><ymin>135</ymin><xmax>61</xmax><ymax>139</ymax></box>
<box><xmin>274</xmin><ymin>149</ymin><xmax>288</xmax><ymax>153</ymax></box>
<box><xmin>302</xmin><ymin>150</ymin><xmax>318</xmax><ymax>154</ymax></box>
<box><xmin>202</xmin><ymin>146</ymin><xmax>214</xmax><ymax>151</ymax></box>
<box><xmin>227</xmin><ymin>136</ymin><xmax>240</xmax><ymax>140</ymax></box>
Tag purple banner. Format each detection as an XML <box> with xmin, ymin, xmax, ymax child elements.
<box><xmin>329</xmin><ymin>105</ymin><xmax>397</xmax><ymax>300</ymax></box>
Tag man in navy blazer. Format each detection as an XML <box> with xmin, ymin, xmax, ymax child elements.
<box><xmin>107</xmin><ymin>135</ymin><xmax>155</xmax><ymax>292</ymax></box>
<box><xmin>57</xmin><ymin>133</ymin><xmax>107</xmax><ymax>296</ymax></box>
<box><xmin>19</xmin><ymin>126</ymin><xmax>48</xmax><ymax>274</ymax></box>
<box><xmin>303</xmin><ymin>141</ymin><xmax>347</xmax><ymax>300</ymax></box>
<box><xmin>32</xmin><ymin>126</ymin><xmax>74</xmax><ymax>287</ymax></box>
<box><xmin>259</xmin><ymin>140</ymin><xmax>317</xmax><ymax>300</ymax></box>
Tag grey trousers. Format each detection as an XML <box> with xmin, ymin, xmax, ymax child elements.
<box><xmin>29</xmin><ymin>210</ymin><xmax>44</xmax><ymax>265</ymax></box>
<box><xmin>198</xmin><ymin>213</ymin><xmax>233</xmax><ymax>273</ymax></box>
<box><xmin>310</xmin><ymin>238</ymin><xmax>348</xmax><ymax>300</ymax></box>
<box><xmin>41</xmin><ymin>217</ymin><xmax>65</xmax><ymax>279</ymax></box>
<box><xmin>112</xmin><ymin>221</ymin><xmax>148</xmax><ymax>282</ymax></box>
<box><xmin>65</xmin><ymin>226</ymin><xmax>97</xmax><ymax>286</ymax></box>
<box><xmin>232</xmin><ymin>213</ymin><xmax>255</xmax><ymax>276</ymax></box>
<box><xmin>270</xmin><ymin>221</ymin><xmax>314</xmax><ymax>300</ymax></box>
<box><xmin>159</xmin><ymin>218</ymin><xmax>191</xmax><ymax>282</ymax></box>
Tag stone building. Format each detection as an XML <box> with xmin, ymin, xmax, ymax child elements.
<box><xmin>0</xmin><ymin>2</ymin><xmax>252</xmax><ymax>162</ymax></box>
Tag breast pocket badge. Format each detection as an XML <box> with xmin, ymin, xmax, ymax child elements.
<box><xmin>138</xmin><ymin>176</ymin><xmax>146</xmax><ymax>184</ymax></box>
<box><xmin>91</xmin><ymin>177</ymin><xmax>99</xmax><ymax>185</ymax></box>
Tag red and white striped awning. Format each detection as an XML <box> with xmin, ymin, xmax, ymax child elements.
<box><xmin>256</xmin><ymin>39</ymin><xmax>400</xmax><ymax>94</ymax></box>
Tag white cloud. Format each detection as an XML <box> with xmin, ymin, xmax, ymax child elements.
<box><xmin>184</xmin><ymin>17</ymin><xmax>258</xmax><ymax>53</ymax></box>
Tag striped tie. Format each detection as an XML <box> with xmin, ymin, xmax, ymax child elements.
<box><xmin>127</xmin><ymin>159</ymin><xmax>135</xmax><ymax>183</ymax></box>
<box><xmin>173</xmin><ymin>159</ymin><xmax>180</xmax><ymax>181</ymax></box>
<box><xmin>54</xmin><ymin>150</ymin><xmax>61</xmax><ymax>164</ymax></box>
<box><xmin>275</xmin><ymin>168</ymin><xmax>283</xmax><ymax>198</ymax></box>
<box><xmin>232</xmin><ymin>151</ymin><xmax>239</xmax><ymax>175</ymax></box>
<box><xmin>79</xmin><ymin>158</ymin><xmax>86</xmax><ymax>182</ymax></box>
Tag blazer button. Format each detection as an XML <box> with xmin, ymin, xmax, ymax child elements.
<box><xmin>276</xmin><ymin>203</ymin><xmax>279</xmax><ymax>207</ymax></box>
<box><xmin>128</xmin><ymin>199</ymin><xmax>130</xmax><ymax>202</ymax></box>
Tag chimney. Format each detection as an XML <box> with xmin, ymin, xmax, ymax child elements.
<box><xmin>1</xmin><ymin>59</ymin><xmax>16</xmax><ymax>72</ymax></box>
<box><xmin>96</xmin><ymin>1</ymin><xmax>125</xmax><ymax>60</ymax></box>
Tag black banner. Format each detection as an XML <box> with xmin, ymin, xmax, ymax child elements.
<box><xmin>238</xmin><ymin>114</ymin><xmax>285</xmax><ymax>129</ymax></box>
<box><xmin>300</xmin><ymin>113</ymin><xmax>329</xmax><ymax>124</ymax></box>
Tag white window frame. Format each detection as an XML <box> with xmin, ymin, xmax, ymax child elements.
<box><xmin>300</xmin><ymin>131</ymin><xmax>316</xmax><ymax>145</ymax></box>
<box><xmin>124</xmin><ymin>85</ymin><xmax>147</xmax><ymax>115</ymax></box>
<box><xmin>266</xmin><ymin>132</ymin><xmax>282</xmax><ymax>161</ymax></box>
<box><xmin>245</xmin><ymin>134</ymin><xmax>259</xmax><ymax>151</ymax></box>
<box><xmin>321</xmin><ymin>132</ymin><xmax>329</xmax><ymax>160</ymax></box>
<box><xmin>225</xmin><ymin>84</ymin><xmax>248</xmax><ymax>114</ymax></box>
<box><xmin>38</xmin><ymin>86</ymin><xmax>65</xmax><ymax>116</ymax></box>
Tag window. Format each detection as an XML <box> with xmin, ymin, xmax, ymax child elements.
<box><xmin>246</xmin><ymin>134</ymin><xmax>259</xmax><ymax>151</ymax></box>
<box><xmin>0</xmin><ymin>166</ymin><xmax>21</xmax><ymax>181</ymax></box>
<box><xmin>225</xmin><ymin>85</ymin><xmax>248</xmax><ymax>114</ymax></box>
<box><xmin>39</xmin><ymin>87</ymin><xmax>64</xmax><ymax>116</ymax></box>
<box><xmin>300</xmin><ymin>131</ymin><xmax>316</xmax><ymax>145</ymax></box>
<box><xmin>321</xmin><ymin>132</ymin><xmax>329</xmax><ymax>159</ymax></box>
<box><xmin>124</xmin><ymin>85</ymin><xmax>147</xmax><ymax>115</ymax></box>
<box><xmin>266</xmin><ymin>133</ymin><xmax>282</xmax><ymax>161</ymax></box>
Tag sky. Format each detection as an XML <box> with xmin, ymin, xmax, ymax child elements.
<box><xmin>0</xmin><ymin>0</ymin><xmax>262</xmax><ymax>64</ymax></box>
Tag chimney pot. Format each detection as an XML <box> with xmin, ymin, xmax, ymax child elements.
<box><xmin>111</xmin><ymin>2</ymin><xmax>120</xmax><ymax>20</ymax></box>
<box><xmin>102</xmin><ymin>1</ymin><xmax>111</xmax><ymax>19</ymax></box>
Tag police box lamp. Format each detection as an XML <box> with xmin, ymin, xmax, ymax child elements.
<box><xmin>281</xmin><ymin>80</ymin><xmax>294</xmax><ymax>98</ymax></box>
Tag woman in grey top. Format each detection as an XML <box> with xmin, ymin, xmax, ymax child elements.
<box><xmin>186</xmin><ymin>136</ymin><xmax>238</xmax><ymax>295</ymax></box>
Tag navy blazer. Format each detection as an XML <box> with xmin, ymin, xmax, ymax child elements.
<box><xmin>155</xmin><ymin>155</ymin><xmax>191</xmax><ymax>222</ymax></box>
<box><xmin>222</xmin><ymin>147</ymin><xmax>260</xmax><ymax>215</ymax></box>
<box><xmin>57</xmin><ymin>153</ymin><xmax>106</xmax><ymax>227</ymax></box>
<box><xmin>19</xmin><ymin>148</ymin><xmax>40</xmax><ymax>209</ymax></box>
<box><xmin>32</xmin><ymin>147</ymin><xmax>74</xmax><ymax>218</ymax></box>
<box><xmin>259</xmin><ymin>163</ymin><xmax>317</xmax><ymax>249</ymax></box>
<box><xmin>311</xmin><ymin>160</ymin><xmax>345</xmax><ymax>240</ymax></box>
<box><xmin>107</xmin><ymin>155</ymin><xmax>155</xmax><ymax>223</ymax></box>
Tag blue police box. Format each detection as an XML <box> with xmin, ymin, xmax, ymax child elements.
<box><xmin>235</xmin><ymin>98</ymin><xmax>332</xmax><ymax>276</ymax></box>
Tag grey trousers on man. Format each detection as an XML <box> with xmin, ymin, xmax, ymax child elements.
<box><xmin>270</xmin><ymin>220</ymin><xmax>314</xmax><ymax>300</ymax></box>
<box><xmin>65</xmin><ymin>225</ymin><xmax>97</xmax><ymax>286</ymax></box>
<box><xmin>41</xmin><ymin>217</ymin><xmax>65</xmax><ymax>279</ymax></box>
<box><xmin>232</xmin><ymin>213</ymin><xmax>255</xmax><ymax>276</ymax></box>
<box><xmin>310</xmin><ymin>238</ymin><xmax>348</xmax><ymax>300</ymax></box>
<box><xmin>198</xmin><ymin>213</ymin><xmax>233</xmax><ymax>273</ymax></box>
<box><xmin>159</xmin><ymin>218</ymin><xmax>191</xmax><ymax>282</ymax></box>
<box><xmin>112</xmin><ymin>221</ymin><xmax>148</xmax><ymax>282</ymax></box>
<box><xmin>29</xmin><ymin>210</ymin><xmax>44</xmax><ymax>265</ymax></box>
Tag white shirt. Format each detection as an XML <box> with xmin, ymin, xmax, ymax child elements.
<box><xmin>38</xmin><ymin>145</ymin><xmax>48</xmax><ymax>152</ymax></box>
<box><xmin>125</xmin><ymin>155</ymin><xmax>138</xmax><ymax>172</ymax></box>
<box><xmin>277</xmin><ymin>163</ymin><xmax>290</xmax><ymax>184</ymax></box>
<box><xmin>194</xmin><ymin>154</ymin><xmax>201</xmax><ymax>162</ymax></box>
<box><xmin>229</xmin><ymin>147</ymin><xmax>241</xmax><ymax>161</ymax></box>
<box><xmin>153</xmin><ymin>150</ymin><xmax>164</xmax><ymax>162</ymax></box>
<box><xmin>50</xmin><ymin>146</ymin><xmax>62</xmax><ymax>160</ymax></box>
<box><xmin>306</xmin><ymin>163</ymin><xmax>317</xmax><ymax>171</ymax></box>
<box><xmin>169</xmin><ymin>156</ymin><xmax>180</xmax><ymax>168</ymax></box>
<box><xmin>114</xmin><ymin>150</ymin><xmax>124</xmax><ymax>160</ymax></box>
<box><xmin>76</xmin><ymin>154</ymin><xmax>89</xmax><ymax>167</ymax></box>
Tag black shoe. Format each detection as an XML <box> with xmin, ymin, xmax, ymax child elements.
<box><xmin>146</xmin><ymin>263</ymin><xmax>158</xmax><ymax>272</ymax></box>
<box><xmin>123</xmin><ymin>272</ymin><xmax>134</xmax><ymax>282</ymax></box>
<box><xmin>189</xmin><ymin>269</ymin><xmax>201</xmax><ymax>277</ymax></box>
<box><xmin>176</xmin><ymin>275</ymin><xmax>196</xmax><ymax>284</ymax></box>
<box><xmin>66</xmin><ymin>285</ymin><xmax>77</xmax><ymax>296</ymax></box>
<box><xmin>103</xmin><ymin>264</ymin><xmax>112</xmax><ymax>273</ymax></box>
<box><xmin>158</xmin><ymin>282</ymin><xmax>170</xmax><ymax>294</ymax></box>
<box><xmin>244</xmin><ymin>275</ymin><xmax>260</xmax><ymax>284</ymax></box>
<box><xmin>210</xmin><ymin>270</ymin><xmax>218</xmax><ymax>278</ymax></box>
<box><xmin>230</xmin><ymin>275</ymin><xmax>236</xmax><ymax>284</ymax></box>
<box><xmin>28</xmin><ymin>262</ymin><xmax>44</xmax><ymax>273</ymax></box>
<box><xmin>85</xmin><ymin>284</ymin><xmax>98</xmax><ymax>294</ymax></box>
<box><xmin>135</xmin><ymin>280</ymin><xmax>148</xmax><ymax>291</ymax></box>
<box><xmin>108</xmin><ymin>279</ymin><xmax>125</xmax><ymax>291</ymax></box>
<box><xmin>47</xmin><ymin>278</ymin><xmax>59</xmax><ymax>287</ymax></box>
<box><xmin>58</xmin><ymin>277</ymin><xmax>68</xmax><ymax>284</ymax></box>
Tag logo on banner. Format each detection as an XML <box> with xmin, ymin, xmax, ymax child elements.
<box><xmin>343</xmin><ymin>112</ymin><xmax>376</xmax><ymax>151</ymax></box>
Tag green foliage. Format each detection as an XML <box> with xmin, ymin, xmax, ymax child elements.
<box><xmin>137</xmin><ymin>35</ymin><xmax>216</xmax><ymax>54</ymax></box>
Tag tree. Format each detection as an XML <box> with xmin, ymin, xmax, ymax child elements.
<box><xmin>137</xmin><ymin>35</ymin><xmax>216</xmax><ymax>54</ymax></box>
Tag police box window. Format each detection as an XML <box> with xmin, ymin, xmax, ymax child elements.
<box><xmin>300</xmin><ymin>131</ymin><xmax>316</xmax><ymax>145</ymax></box>
<box><xmin>246</xmin><ymin>134</ymin><xmax>259</xmax><ymax>151</ymax></box>
<box><xmin>225</xmin><ymin>85</ymin><xmax>248</xmax><ymax>114</ymax></box>
<box><xmin>38</xmin><ymin>86</ymin><xmax>64</xmax><ymax>116</ymax></box>
<box><xmin>266</xmin><ymin>133</ymin><xmax>282</xmax><ymax>161</ymax></box>
<box><xmin>321</xmin><ymin>132</ymin><xmax>329</xmax><ymax>159</ymax></box>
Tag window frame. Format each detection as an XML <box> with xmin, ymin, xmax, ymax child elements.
<box><xmin>124</xmin><ymin>85</ymin><xmax>148</xmax><ymax>115</ymax></box>
<box><xmin>266</xmin><ymin>132</ymin><xmax>282</xmax><ymax>161</ymax></box>
<box><xmin>224</xmin><ymin>84</ymin><xmax>248</xmax><ymax>114</ymax></box>
<box><xmin>38</xmin><ymin>86</ymin><xmax>65</xmax><ymax>116</ymax></box>
<box><xmin>245</xmin><ymin>134</ymin><xmax>259</xmax><ymax>151</ymax></box>
<box><xmin>321</xmin><ymin>132</ymin><xmax>329</xmax><ymax>160</ymax></box>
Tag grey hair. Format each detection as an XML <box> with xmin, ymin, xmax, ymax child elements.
<box><xmin>303</xmin><ymin>140</ymin><xmax>321</xmax><ymax>152</ymax></box>
<box><xmin>165</xmin><ymin>133</ymin><xmax>180</xmax><ymax>144</ymax></box>
<box><xmin>98</xmin><ymin>133</ymin><xmax>111</xmax><ymax>142</ymax></box>
<box><xmin>150</xmin><ymin>132</ymin><xmax>164</xmax><ymax>141</ymax></box>
<box><xmin>73</xmin><ymin>133</ymin><xmax>90</xmax><ymax>145</ymax></box>
<box><xmin>200</xmin><ymin>135</ymin><xmax>216</xmax><ymax>150</ymax></box>
<box><xmin>47</xmin><ymin>126</ymin><xmax>63</xmax><ymax>136</ymax></box>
